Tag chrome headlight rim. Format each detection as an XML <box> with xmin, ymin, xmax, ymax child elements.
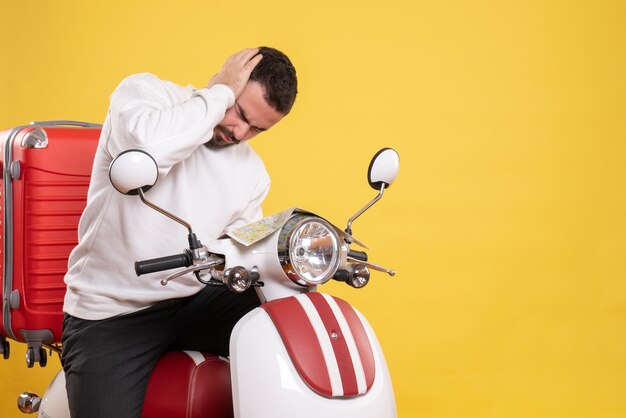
<box><xmin>278</xmin><ymin>215</ymin><xmax>342</xmax><ymax>287</ymax></box>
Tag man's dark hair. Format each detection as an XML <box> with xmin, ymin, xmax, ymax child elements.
<box><xmin>250</xmin><ymin>47</ymin><xmax>298</xmax><ymax>115</ymax></box>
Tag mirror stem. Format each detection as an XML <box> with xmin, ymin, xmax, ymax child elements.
<box><xmin>138</xmin><ymin>188</ymin><xmax>193</xmax><ymax>235</ymax></box>
<box><xmin>346</xmin><ymin>183</ymin><xmax>386</xmax><ymax>236</ymax></box>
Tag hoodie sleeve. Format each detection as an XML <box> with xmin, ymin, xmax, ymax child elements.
<box><xmin>105</xmin><ymin>73</ymin><xmax>235</xmax><ymax>178</ymax></box>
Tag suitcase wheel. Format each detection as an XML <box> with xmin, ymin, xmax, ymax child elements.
<box><xmin>25</xmin><ymin>347</ymin><xmax>47</xmax><ymax>368</ymax></box>
<box><xmin>1</xmin><ymin>340</ymin><xmax>9</xmax><ymax>360</ymax></box>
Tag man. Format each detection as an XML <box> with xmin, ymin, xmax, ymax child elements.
<box><xmin>61</xmin><ymin>47</ymin><xmax>297</xmax><ymax>417</ymax></box>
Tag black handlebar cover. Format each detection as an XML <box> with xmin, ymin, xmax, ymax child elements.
<box><xmin>348</xmin><ymin>250</ymin><xmax>368</xmax><ymax>262</ymax></box>
<box><xmin>333</xmin><ymin>269</ymin><xmax>350</xmax><ymax>282</ymax></box>
<box><xmin>135</xmin><ymin>253</ymin><xmax>192</xmax><ymax>276</ymax></box>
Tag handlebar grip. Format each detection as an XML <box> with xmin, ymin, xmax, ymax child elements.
<box><xmin>348</xmin><ymin>250</ymin><xmax>368</xmax><ymax>262</ymax></box>
<box><xmin>135</xmin><ymin>253</ymin><xmax>192</xmax><ymax>276</ymax></box>
<box><xmin>333</xmin><ymin>269</ymin><xmax>350</xmax><ymax>282</ymax></box>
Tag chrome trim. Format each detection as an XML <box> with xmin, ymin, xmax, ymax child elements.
<box><xmin>138</xmin><ymin>188</ymin><xmax>193</xmax><ymax>234</ymax></box>
<box><xmin>21</xmin><ymin>128</ymin><xmax>48</xmax><ymax>149</ymax></box>
<box><xmin>224</xmin><ymin>266</ymin><xmax>252</xmax><ymax>293</ymax></box>
<box><xmin>17</xmin><ymin>392</ymin><xmax>41</xmax><ymax>413</ymax></box>
<box><xmin>346</xmin><ymin>183</ymin><xmax>385</xmax><ymax>235</ymax></box>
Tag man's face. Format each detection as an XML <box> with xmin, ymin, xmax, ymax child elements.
<box><xmin>209</xmin><ymin>81</ymin><xmax>285</xmax><ymax>148</ymax></box>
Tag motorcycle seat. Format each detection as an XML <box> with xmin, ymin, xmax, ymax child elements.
<box><xmin>142</xmin><ymin>351</ymin><xmax>233</xmax><ymax>418</ymax></box>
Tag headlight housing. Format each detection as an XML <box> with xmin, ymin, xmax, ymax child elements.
<box><xmin>278</xmin><ymin>215</ymin><xmax>342</xmax><ymax>287</ymax></box>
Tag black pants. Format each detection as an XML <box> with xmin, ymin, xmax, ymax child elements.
<box><xmin>61</xmin><ymin>285</ymin><xmax>260</xmax><ymax>418</ymax></box>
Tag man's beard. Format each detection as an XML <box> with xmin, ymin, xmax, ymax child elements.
<box><xmin>205</xmin><ymin>126</ymin><xmax>240</xmax><ymax>149</ymax></box>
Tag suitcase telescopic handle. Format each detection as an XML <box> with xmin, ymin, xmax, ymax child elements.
<box><xmin>29</xmin><ymin>120</ymin><xmax>102</xmax><ymax>128</ymax></box>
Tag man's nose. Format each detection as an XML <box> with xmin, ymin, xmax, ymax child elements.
<box><xmin>233</xmin><ymin>122</ymin><xmax>251</xmax><ymax>141</ymax></box>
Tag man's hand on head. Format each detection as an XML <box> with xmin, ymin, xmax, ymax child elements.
<box><xmin>208</xmin><ymin>48</ymin><xmax>263</xmax><ymax>99</ymax></box>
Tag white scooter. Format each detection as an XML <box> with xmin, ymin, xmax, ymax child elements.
<box><xmin>18</xmin><ymin>148</ymin><xmax>400</xmax><ymax>418</ymax></box>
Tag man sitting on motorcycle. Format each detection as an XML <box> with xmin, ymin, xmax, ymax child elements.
<box><xmin>61</xmin><ymin>47</ymin><xmax>298</xmax><ymax>418</ymax></box>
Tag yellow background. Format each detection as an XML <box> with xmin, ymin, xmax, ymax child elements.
<box><xmin>1</xmin><ymin>0</ymin><xmax>625</xmax><ymax>417</ymax></box>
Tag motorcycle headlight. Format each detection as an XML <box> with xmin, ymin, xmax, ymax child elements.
<box><xmin>278</xmin><ymin>215</ymin><xmax>341</xmax><ymax>287</ymax></box>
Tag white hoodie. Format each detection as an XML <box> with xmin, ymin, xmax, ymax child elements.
<box><xmin>63</xmin><ymin>73</ymin><xmax>270</xmax><ymax>320</ymax></box>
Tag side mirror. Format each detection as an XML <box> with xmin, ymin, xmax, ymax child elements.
<box><xmin>108</xmin><ymin>149</ymin><xmax>198</xmax><ymax>243</ymax></box>
<box><xmin>109</xmin><ymin>150</ymin><xmax>158</xmax><ymax>195</ymax></box>
<box><xmin>346</xmin><ymin>147</ymin><xmax>400</xmax><ymax>236</ymax></box>
<box><xmin>368</xmin><ymin>148</ymin><xmax>400</xmax><ymax>190</ymax></box>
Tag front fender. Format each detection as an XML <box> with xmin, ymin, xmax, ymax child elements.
<box><xmin>38</xmin><ymin>368</ymin><xmax>70</xmax><ymax>418</ymax></box>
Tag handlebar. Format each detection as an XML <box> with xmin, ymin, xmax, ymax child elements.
<box><xmin>135</xmin><ymin>252</ymin><xmax>192</xmax><ymax>276</ymax></box>
<box><xmin>347</xmin><ymin>250</ymin><xmax>368</xmax><ymax>262</ymax></box>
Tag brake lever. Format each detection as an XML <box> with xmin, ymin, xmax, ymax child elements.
<box><xmin>161</xmin><ymin>254</ymin><xmax>224</xmax><ymax>286</ymax></box>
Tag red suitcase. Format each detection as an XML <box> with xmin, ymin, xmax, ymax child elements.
<box><xmin>0</xmin><ymin>121</ymin><xmax>100</xmax><ymax>367</ymax></box>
